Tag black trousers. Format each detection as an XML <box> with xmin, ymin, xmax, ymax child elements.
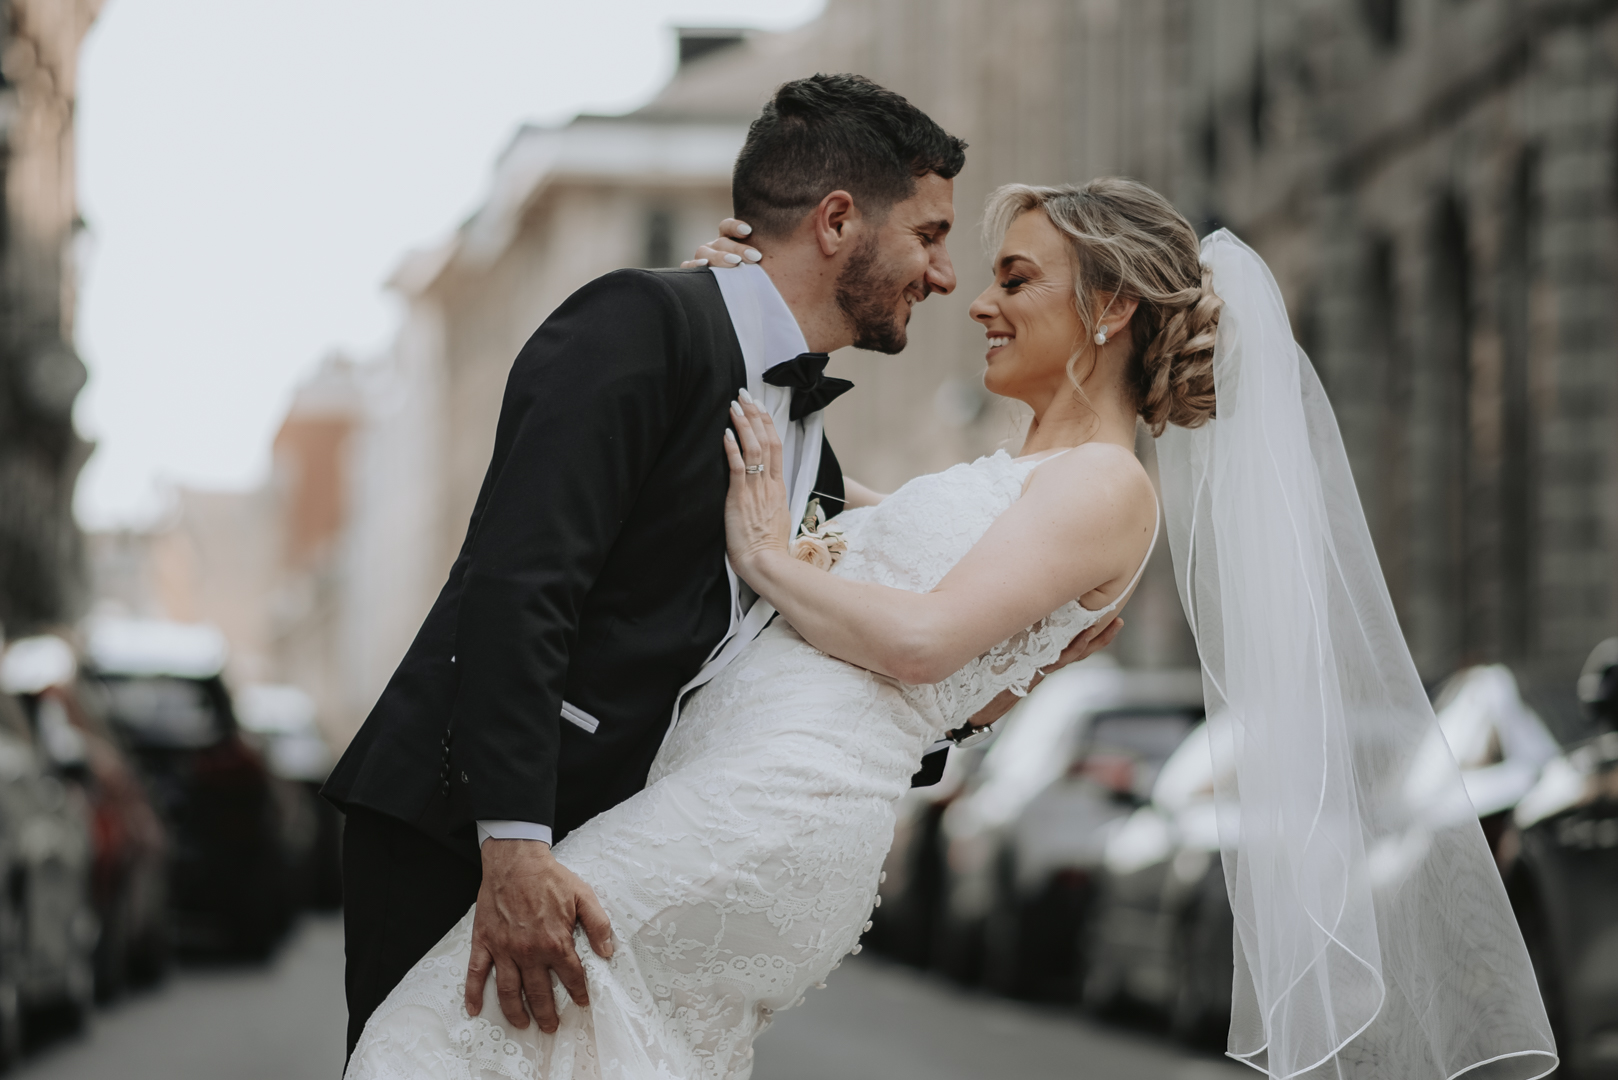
<box><xmin>341</xmin><ymin>806</ymin><xmax>482</xmax><ymax>1062</ymax></box>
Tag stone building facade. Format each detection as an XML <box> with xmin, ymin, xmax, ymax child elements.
<box><xmin>615</xmin><ymin>0</ymin><xmax>1618</xmax><ymax>730</ymax></box>
<box><xmin>0</xmin><ymin>0</ymin><xmax>102</xmax><ymax>637</ymax></box>
<box><xmin>1173</xmin><ymin>0</ymin><xmax>1618</xmax><ymax>731</ymax></box>
<box><xmin>130</xmin><ymin>4</ymin><xmax>1615</xmax><ymax>744</ymax></box>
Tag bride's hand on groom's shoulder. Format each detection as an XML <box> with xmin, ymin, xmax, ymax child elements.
<box><xmin>723</xmin><ymin>395</ymin><xmax>793</xmax><ymax>579</ymax></box>
<box><xmin>681</xmin><ymin>219</ymin><xmax>761</xmax><ymax>268</ymax></box>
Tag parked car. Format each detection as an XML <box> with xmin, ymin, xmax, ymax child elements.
<box><xmin>987</xmin><ymin>688</ymin><xmax>1203</xmax><ymax>1001</ymax></box>
<box><xmin>931</xmin><ymin>659</ymin><xmax>1203</xmax><ymax>992</ymax></box>
<box><xmin>1086</xmin><ymin>663</ymin><xmax>1559</xmax><ymax>1047</ymax></box>
<box><xmin>0</xmin><ymin>676</ymin><xmax>97</xmax><ymax>1064</ymax></box>
<box><xmin>1081</xmin><ymin>720</ymin><xmax>1234</xmax><ymax>1042</ymax></box>
<box><xmin>236</xmin><ymin>684</ymin><xmax>340</xmax><ymax>910</ymax></box>
<box><xmin>1508</xmin><ymin>638</ymin><xmax>1618</xmax><ymax>1079</ymax></box>
<box><xmin>86</xmin><ymin>618</ymin><xmax>299</xmax><ymax>957</ymax></box>
<box><xmin>0</xmin><ymin>634</ymin><xmax>170</xmax><ymax>1000</ymax></box>
<box><xmin>870</xmin><ymin>735</ymin><xmax>996</xmax><ymax>967</ymax></box>
<box><xmin>1430</xmin><ymin>665</ymin><xmax>1560</xmax><ymax>859</ymax></box>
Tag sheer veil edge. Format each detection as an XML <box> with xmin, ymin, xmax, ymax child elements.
<box><xmin>1156</xmin><ymin>230</ymin><xmax>1557</xmax><ymax>1080</ymax></box>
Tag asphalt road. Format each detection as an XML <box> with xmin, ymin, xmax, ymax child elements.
<box><xmin>15</xmin><ymin>915</ymin><xmax>1245</xmax><ymax>1080</ymax></box>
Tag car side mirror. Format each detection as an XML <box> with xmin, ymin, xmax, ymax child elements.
<box><xmin>1070</xmin><ymin>753</ymin><xmax>1140</xmax><ymax>804</ymax></box>
<box><xmin>37</xmin><ymin>697</ymin><xmax>90</xmax><ymax>777</ymax></box>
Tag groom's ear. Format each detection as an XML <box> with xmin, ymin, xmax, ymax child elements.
<box><xmin>812</xmin><ymin>190</ymin><xmax>860</xmax><ymax>257</ymax></box>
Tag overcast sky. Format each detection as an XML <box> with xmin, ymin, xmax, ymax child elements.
<box><xmin>74</xmin><ymin>0</ymin><xmax>823</xmax><ymax>529</ymax></box>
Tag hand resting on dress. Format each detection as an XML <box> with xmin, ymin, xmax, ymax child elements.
<box><xmin>465</xmin><ymin>840</ymin><xmax>614</xmax><ymax>1034</ymax></box>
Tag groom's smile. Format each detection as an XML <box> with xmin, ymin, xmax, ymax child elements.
<box><xmin>834</xmin><ymin>173</ymin><xmax>957</xmax><ymax>355</ymax></box>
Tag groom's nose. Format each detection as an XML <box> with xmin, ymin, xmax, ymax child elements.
<box><xmin>926</xmin><ymin>243</ymin><xmax>957</xmax><ymax>296</ymax></box>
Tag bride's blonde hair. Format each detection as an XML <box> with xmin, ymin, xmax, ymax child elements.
<box><xmin>984</xmin><ymin>178</ymin><xmax>1221</xmax><ymax>435</ymax></box>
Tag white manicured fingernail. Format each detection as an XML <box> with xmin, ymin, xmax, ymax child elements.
<box><xmin>723</xmin><ymin>253</ymin><xmax>742</xmax><ymax>265</ymax></box>
<box><xmin>731</xmin><ymin>401</ymin><xmax>745</xmax><ymax>417</ymax></box>
<box><xmin>694</xmin><ymin>258</ymin><xmax>708</xmax><ymax>266</ymax></box>
<box><xmin>744</xmin><ymin>248</ymin><xmax>762</xmax><ymax>263</ymax></box>
<box><xmin>736</xmin><ymin>222</ymin><xmax>752</xmax><ymax>236</ymax></box>
<box><xmin>724</xmin><ymin>429</ymin><xmax>735</xmax><ymax>441</ymax></box>
<box><xmin>738</xmin><ymin>387</ymin><xmax>755</xmax><ymax>404</ymax></box>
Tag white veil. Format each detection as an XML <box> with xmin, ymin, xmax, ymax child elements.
<box><xmin>1156</xmin><ymin>230</ymin><xmax>1557</xmax><ymax>1080</ymax></box>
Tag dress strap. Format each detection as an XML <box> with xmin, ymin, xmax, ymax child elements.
<box><xmin>1091</xmin><ymin>499</ymin><xmax>1159</xmax><ymax>616</ymax></box>
<box><xmin>1018</xmin><ymin>446</ymin><xmax>1076</xmax><ymax>472</ymax></box>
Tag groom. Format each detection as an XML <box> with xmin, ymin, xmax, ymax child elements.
<box><xmin>325</xmin><ymin>73</ymin><xmax>1116</xmax><ymax>1057</ymax></box>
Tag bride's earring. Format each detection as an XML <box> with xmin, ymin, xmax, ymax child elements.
<box><xmin>1094</xmin><ymin>324</ymin><xmax>1108</xmax><ymax>346</ymax></box>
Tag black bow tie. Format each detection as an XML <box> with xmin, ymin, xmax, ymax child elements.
<box><xmin>762</xmin><ymin>353</ymin><xmax>855</xmax><ymax>421</ymax></box>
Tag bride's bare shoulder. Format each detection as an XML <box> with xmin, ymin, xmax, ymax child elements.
<box><xmin>1023</xmin><ymin>442</ymin><xmax>1158</xmax><ymax>537</ymax></box>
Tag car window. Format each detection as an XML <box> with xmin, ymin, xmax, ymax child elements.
<box><xmin>0</xmin><ymin>693</ymin><xmax>32</xmax><ymax>742</ymax></box>
<box><xmin>1079</xmin><ymin>710</ymin><xmax>1199</xmax><ymax>799</ymax></box>
<box><xmin>101</xmin><ymin>676</ymin><xmax>226</xmax><ymax>748</ymax></box>
<box><xmin>1086</xmin><ymin>711</ymin><xmax>1198</xmax><ymax>762</ymax></box>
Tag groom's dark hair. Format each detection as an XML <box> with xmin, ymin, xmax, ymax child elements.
<box><xmin>733</xmin><ymin>74</ymin><xmax>967</xmax><ymax>238</ymax></box>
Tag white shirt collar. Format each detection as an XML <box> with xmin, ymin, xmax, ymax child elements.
<box><xmin>709</xmin><ymin>262</ymin><xmax>809</xmax><ymax>392</ymax></box>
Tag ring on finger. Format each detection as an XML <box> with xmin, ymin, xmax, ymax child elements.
<box><xmin>745</xmin><ymin>464</ymin><xmax>764</xmax><ymax>475</ymax></box>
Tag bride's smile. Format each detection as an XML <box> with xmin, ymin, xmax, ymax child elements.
<box><xmin>969</xmin><ymin>201</ymin><xmax>1142</xmax><ymax>458</ymax></box>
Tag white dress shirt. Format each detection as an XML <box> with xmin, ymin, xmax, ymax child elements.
<box><xmin>479</xmin><ymin>264</ymin><xmax>824</xmax><ymax>848</ymax></box>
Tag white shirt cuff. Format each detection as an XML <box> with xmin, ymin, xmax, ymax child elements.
<box><xmin>476</xmin><ymin>820</ymin><xmax>553</xmax><ymax>847</ymax></box>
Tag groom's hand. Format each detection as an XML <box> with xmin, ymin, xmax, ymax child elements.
<box><xmin>464</xmin><ymin>840</ymin><xmax>614</xmax><ymax>1034</ymax></box>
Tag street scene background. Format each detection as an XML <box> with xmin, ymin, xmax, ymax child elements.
<box><xmin>0</xmin><ymin>0</ymin><xmax>1616</xmax><ymax>1076</ymax></box>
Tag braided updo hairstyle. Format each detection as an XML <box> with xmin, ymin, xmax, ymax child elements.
<box><xmin>984</xmin><ymin>178</ymin><xmax>1221</xmax><ymax>435</ymax></box>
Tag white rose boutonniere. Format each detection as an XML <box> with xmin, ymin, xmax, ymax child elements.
<box><xmin>791</xmin><ymin>498</ymin><xmax>848</xmax><ymax>571</ymax></box>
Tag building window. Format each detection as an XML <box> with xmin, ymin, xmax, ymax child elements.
<box><xmin>1499</xmin><ymin>149</ymin><xmax>1540</xmax><ymax>658</ymax></box>
<box><xmin>645</xmin><ymin>208</ymin><xmax>674</xmax><ymax>269</ymax></box>
<box><xmin>1366</xmin><ymin>234</ymin><xmax>1410</xmax><ymax>610</ymax></box>
<box><xmin>1423</xmin><ymin>194</ymin><xmax>1473</xmax><ymax>669</ymax></box>
<box><xmin>1361</xmin><ymin>0</ymin><xmax>1400</xmax><ymax>47</ymax></box>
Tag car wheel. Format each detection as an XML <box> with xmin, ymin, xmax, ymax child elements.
<box><xmin>1080</xmin><ymin>950</ymin><xmax>1125</xmax><ymax>1017</ymax></box>
<box><xmin>930</xmin><ymin>903</ymin><xmax>984</xmax><ymax>986</ymax></box>
<box><xmin>1507</xmin><ymin>869</ymin><xmax>1566</xmax><ymax>1065</ymax></box>
<box><xmin>92</xmin><ymin>892</ymin><xmax>130</xmax><ymax>1003</ymax></box>
<box><xmin>881</xmin><ymin>810</ymin><xmax>945</xmax><ymax>968</ymax></box>
<box><xmin>0</xmin><ymin>977</ymin><xmax>21</xmax><ymax>1071</ymax></box>
<box><xmin>981</xmin><ymin>908</ymin><xmax>1021</xmax><ymax>996</ymax></box>
<box><xmin>1169</xmin><ymin>893</ymin><xmax>1233</xmax><ymax>1048</ymax></box>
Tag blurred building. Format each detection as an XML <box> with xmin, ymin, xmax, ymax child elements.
<box><xmin>99</xmin><ymin>3</ymin><xmax>1617</xmax><ymax>744</ymax></box>
<box><xmin>606</xmin><ymin>0</ymin><xmax>1617</xmax><ymax>732</ymax></box>
<box><xmin>0</xmin><ymin>0</ymin><xmax>103</xmax><ymax>636</ymax></box>
<box><xmin>313</xmin><ymin>30</ymin><xmax>756</xmax><ymax>742</ymax></box>
<box><xmin>86</xmin><ymin>355</ymin><xmax>364</xmax><ymax>748</ymax></box>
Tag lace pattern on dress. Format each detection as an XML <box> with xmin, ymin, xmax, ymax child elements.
<box><xmin>346</xmin><ymin>450</ymin><xmax>1113</xmax><ymax>1080</ymax></box>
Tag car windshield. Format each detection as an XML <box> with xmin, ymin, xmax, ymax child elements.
<box><xmin>1083</xmin><ymin>711</ymin><xmax>1199</xmax><ymax>797</ymax></box>
<box><xmin>101</xmin><ymin>676</ymin><xmax>225</xmax><ymax>749</ymax></box>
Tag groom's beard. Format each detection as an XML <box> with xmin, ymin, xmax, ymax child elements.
<box><xmin>835</xmin><ymin>235</ymin><xmax>914</xmax><ymax>355</ymax></box>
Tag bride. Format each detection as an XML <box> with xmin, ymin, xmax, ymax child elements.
<box><xmin>346</xmin><ymin>179</ymin><xmax>1555</xmax><ymax>1080</ymax></box>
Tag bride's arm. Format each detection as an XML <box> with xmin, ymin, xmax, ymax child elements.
<box><xmin>841</xmin><ymin>477</ymin><xmax>887</xmax><ymax>508</ymax></box>
<box><xmin>724</xmin><ymin>400</ymin><xmax>1154</xmax><ymax>684</ymax></box>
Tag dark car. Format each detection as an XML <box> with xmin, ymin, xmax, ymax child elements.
<box><xmin>986</xmin><ymin>697</ymin><xmax>1202</xmax><ymax>1000</ymax></box>
<box><xmin>0</xmin><ymin>681</ymin><xmax>97</xmax><ymax>1065</ymax></box>
<box><xmin>86</xmin><ymin>618</ymin><xmax>299</xmax><ymax>957</ymax></box>
<box><xmin>1081</xmin><ymin>720</ymin><xmax>1234</xmax><ymax>1043</ymax></box>
<box><xmin>236</xmin><ymin>684</ymin><xmax>339</xmax><ymax>910</ymax></box>
<box><xmin>930</xmin><ymin>660</ymin><xmax>1202</xmax><ymax>990</ymax></box>
<box><xmin>870</xmin><ymin>735</ymin><xmax>996</xmax><ymax>967</ymax></box>
<box><xmin>1507</xmin><ymin>638</ymin><xmax>1618</xmax><ymax>1079</ymax></box>
<box><xmin>0</xmin><ymin>634</ymin><xmax>170</xmax><ymax>1000</ymax></box>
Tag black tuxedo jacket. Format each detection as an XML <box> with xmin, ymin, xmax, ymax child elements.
<box><xmin>322</xmin><ymin>268</ymin><xmax>845</xmax><ymax>855</ymax></box>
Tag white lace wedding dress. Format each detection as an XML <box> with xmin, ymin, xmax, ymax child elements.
<box><xmin>347</xmin><ymin>449</ymin><xmax>1136</xmax><ymax>1080</ymax></box>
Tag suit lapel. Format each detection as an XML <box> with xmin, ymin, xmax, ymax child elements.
<box><xmin>661</xmin><ymin>269</ymin><xmax>832</xmax><ymax>748</ymax></box>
